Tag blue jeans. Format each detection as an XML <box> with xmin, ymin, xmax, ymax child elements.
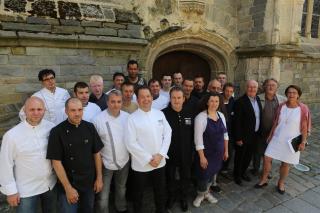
<box><xmin>16</xmin><ymin>186</ymin><xmax>57</xmax><ymax>213</ymax></box>
<box><xmin>58</xmin><ymin>185</ymin><xmax>95</xmax><ymax>213</ymax></box>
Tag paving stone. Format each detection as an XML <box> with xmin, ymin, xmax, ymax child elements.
<box><xmin>237</xmin><ymin>201</ymin><xmax>262</xmax><ymax>213</ymax></box>
<box><xmin>283</xmin><ymin>198</ymin><xmax>319</xmax><ymax>213</ymax></box>
<box><xmin>217</xmin><ymin>197</ymin><xmax>238</xmax><ymax>211</ymax></box>
<box><xmin>299</xmin><ymin>189</ymin><xmax>320</xmax><ymax>208</ymax></box>
<box><xmin>264</xmin><ymin>205</ymin><xmax>293</xmax><ymax>213</ymax></box>
<box><xmin>312</xmin><ymin>186</ymin><xmax>320</xmax><ymax>193</ymax></box>
<box><xmin>260</xmin><ymin>192</ymin><xmax>282</xmax><ymax>206</ymax></box>
<box><xmin>253</xmin><ymin>197</ymin><xmax>274</xmax><ymax>210</ymax></box>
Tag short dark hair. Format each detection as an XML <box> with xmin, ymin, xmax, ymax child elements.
<box><xmin>285</xmin><ymin>85</ymin><xmax>302</xmax><ymax>97</ymax></box>
<box><xmin>223</xmin><ymin>82</ymin><xmax>234</xmax><ymax>91</ymax></box>
<box><xmin>161</xmin><ymin>74</ymin><xmax>172</xmax><ymax>79</ymax></box>
<box><xmin>197</xmin><ymin>92</ymin><xmax>224</xmax><ymax>114</ymax></box>
<box><xmin>194</xmin><ymin>75</ymin><xmax>204</xmax><ymax>81</ymax></box>
<box><xmin>127</xmin><ymin>60</ymin><xmax>139</xmax><ymax>68</ymax></box>
<box><xmin>136</xmin><ymin>85</ymin><xmax>151</xmax><ymax>98</ymax></box>
<box><xmin>169</xmin><ymin>86</ymin><xmax>184</xmax><ymax>97</ymax></box>
<box><xmin>113</xmin><ymin>72</ymin><xmax>125</xmax><ymax>81</ymax></box>
<box><xmin>182</xmin><ymin>78</ymin><xmax>194</xmax><ymax>84</ymax></box>
<box><xmin>121</xmin><ymin>82</ymin><xmax>134</xmax><ymax>89</ymax></box>
<box><xmin>74</xmin><ymin>82</ymin><xmax>89</xmax><ymax>93</ymax></box>
<box><xmin>38</xmin><ymin>69</ymin><xmax>55</xmax><ymax>81</ymax></box>
<box><xmin>148</xmin><ymin>78</ymin><xmax>160</xmax><ymax>87</ymax></box>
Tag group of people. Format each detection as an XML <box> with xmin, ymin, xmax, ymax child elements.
<box><xmin>0</xmin><ymin>59</ymin><xmax>312</xmax><ymax>213</ymax></box>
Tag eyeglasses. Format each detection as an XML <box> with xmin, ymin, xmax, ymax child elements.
<box><xmin>42</xmin><ymin>76</ymin><xmax>55</xmax><ymax>82</ymax></box>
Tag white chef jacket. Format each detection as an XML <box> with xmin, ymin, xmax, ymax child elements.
<box><xmin>93</xmin><ymin>110</ymin><xmax>130</xmax><ymax>170</ymax></box>
<box><xmin>151</xmin><ymin>94</ymin><xmax>169</xmax><ymax>110</ymax></box>
<box><xmin>60</xmin><ymin>102</ymin><xmax>101</xmax><ymax>123</ymax></box>
<box><xmin>126</xmin><ymin>108</ymin><xmax>172</xmax><ymax>172</ymax></box>
<box><xmin>19</xmin><ymin>87</ymin><xmax>70</xmax><ymax>125</ymax></box>
<box><xmin>160</xmin><ymin>89</ymin><xmax>170</xmax><ymax>99</ymax></box>
<box><xmin>0</xmin><ymin>120</ymin><xmax>56</xmax><ymax>198</ymax></box>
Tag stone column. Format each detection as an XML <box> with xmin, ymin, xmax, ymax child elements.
<box><xmin>305</xmin><ymin>0</ymin><xmax>314</xmax><ymax>38</ymax></box>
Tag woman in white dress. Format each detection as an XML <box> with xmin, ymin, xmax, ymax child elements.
<box><xmin>255</xmin><ymin>85</ymin><xmax>311</xmax><ymax>194</ymax></box>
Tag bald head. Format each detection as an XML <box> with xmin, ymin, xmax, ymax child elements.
<box><xmin>246</xmin><ymin>80</ymin><xmax>258</xmax><ymax>98</ymax></box>
<box><xmin>208</xmin><ymin>79</ymin><xmax>222</xmax><ymax>93</ymax></box>
<box><xmin>24</xmin><ymin>96</ymin><xmax>45</xmax><ymax>126</ymax></box>
<box><xmin>65</xmin><ymin>98</ymin><xmax>83</xmax><ymax>125</ymax></box>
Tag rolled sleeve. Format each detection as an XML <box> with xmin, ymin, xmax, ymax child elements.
<box><xmin>194</xmin><ymin>112</ymin><xmax>207</xmax><ymax>151</ymax></box>
<box><xmin>0</xmin><ymin>182</ymin><xmax>18</xmax><ymax>196</ymax></box>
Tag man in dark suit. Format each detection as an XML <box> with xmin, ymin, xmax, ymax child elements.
<box><xmin>233</xmin><ymin>80</ymin><xmax>262</xmax><ymax>185</ymax></box>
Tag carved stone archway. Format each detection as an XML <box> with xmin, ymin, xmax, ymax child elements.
<box><xmin>143</xmin><ymin>29</ymin><xmax>237</xmax><ymax>81</ymax></box>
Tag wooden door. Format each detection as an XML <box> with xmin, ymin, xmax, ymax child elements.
<box><xmin>152</xmin><ymin>51</ymin><xmax>211</xmax><ymax>85</ymax></box>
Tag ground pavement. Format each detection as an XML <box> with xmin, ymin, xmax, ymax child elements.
<box><xmin>132</xmin><ymin>114</ymin><xmax>320</xmax><ymax>213</ymax></box>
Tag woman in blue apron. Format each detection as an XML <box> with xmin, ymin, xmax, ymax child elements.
<box><xmin>193</xmin><ymin>93</ymin><xmax>229</xmax><ymax>207</ymax></box>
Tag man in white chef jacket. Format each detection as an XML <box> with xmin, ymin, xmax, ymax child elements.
<box><xmin>19</xmin><ymin>69</ymin><xmax>70</xmax><ymax>125</ymax></box>
<box><xmin>93</xmin><ymin>90</ymin><xmax>130</xmax><ymax>213</ymax></box>
<box><xmin>60</xmin><ymin>82</ymin><xmax>101</xmax><ymax>123</ymax></box>
<box><xmin>126</xmin><ymin>86</ymin><xmax>172</xmax><ymax>213</ymax></box>
<box><xmin>0</xmin><ymin>97</ymin><xmax>57</xmax><ymax>213</ymax></box>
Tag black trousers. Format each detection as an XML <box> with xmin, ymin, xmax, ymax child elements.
<box><xmin>133</xmin><ymin>167</ymin><xmax>166</xmax><ymax>213</ymax></box>
<box><xmin>233</xmin><ymin>141</ymin><xmax>254</xmax><ymax>179</ymax></box>
<box><xmin>166</xmin><ymin>162</ymin><xmax>191</xmax><ymax>201</ymax></box>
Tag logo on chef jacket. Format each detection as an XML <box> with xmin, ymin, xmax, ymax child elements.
<box><xmin>184</xmin><ymin>117</ymin><xmax>192</xmax><ymax>125</ymax></box>
<box><xmin>158</xmin><ymin>119</ymin><xmax>163</xmax><ymax>125</ymax></box>
<box><xmin>84</xmin><ymin>139</ymin><xmax>89</xmax><ymax>144</ymax></box>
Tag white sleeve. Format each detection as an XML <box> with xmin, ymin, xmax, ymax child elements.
<box><xmin>194</xmin><ymin>113</ymin><xmax>207</xmax><ymax>151</ymax></box>
<box><xmin>0</xmin><ymin>133</ymin><xmax>18</xmax><ymax>195</ymax></box>
<box><xmin>19</xmin><ymin>106</ymin><xmax>26</xmax><ymax>122</ymax></box>
<box><xmin>125</xmin><ymin>117</ymin><xmax>153</xmax><ymax>167</ymax></box>
<box><xmin>159</xmin><ymin>114</ymin><xmax>172</xmax><ymax>159</ymax></box>
<box><xmin>218</xmin><ymin>112</ymin><xmax>229</xmax><ymax>141</ymax></box>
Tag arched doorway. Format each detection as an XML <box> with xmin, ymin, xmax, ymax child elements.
<box><xmin>152</xmin><ymin>51</ymin><xmax>211</xmax><ymax>85</ymax></box>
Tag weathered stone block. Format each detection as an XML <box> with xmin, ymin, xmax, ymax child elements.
<box><xmin>15</xmin><ymin>83</ymin><xmax>41</xmax><ymax>93</ymax></box>
<box><xmin>114</xmin><ymin>9</ymin><xmax>141</xmax><ymax>24</ymax></box>
<box><xmin>29</xmin><ymin>0</ymin><xmax>57</xmax><ymax>18</ymax></box>
<box><xmin>102</xmin><ymin>8</ymin><xmax>116</xmax><ymax>21</ymax></box>
<box><xmin>37</xmin><ymin>56</ymin><xmax>57</xmax><ymax>66</ymax></box>
<box><xmin>58</xmin><ymin>1</ymin><xmax>81</xmax><ymax>20</ymax></box>
<box><xmin>0</xmin><ymin>48</ymin><xmax>11</xmax><ymax>55</ymax></box>
<box><xmin>0</xmin><ymin>65</ymin><xmax>24</xmax><ymax>76</ymax></box>
<box><xmin>127</xmin><ymin>24</ymin><xmax>142</xmax><ymax>31</ymax></box>
<box><xmin>9</xmin><ymin>55</ymin><xmax>37</xmax><ymax>65</ymax></box>
<box><xmin>26</xmin><ymin>47</ymin><xmax>59</xmax><ymax>56</ymax></box>
<box><xmin>85</xmin><ymin>27</ymin><xmax>117</xmax><ymax>36</ymax></box>
<box><xmin>0</xmin><ymin>55</ymin><xmax>9</xmax><ymax>64</ymax></box>
<box><xmin>60</xmin><ymin>19</ymin><xmax>81</xmax><ymax>26</ymax></box>
<box><xmin>118</xmin><ymin>29</ymin><xmax>142</xmax><ymax>39</ymax></box>
<box><xmin>0</xmin><ymin>14</ymin><xmax>25</xmax><ymax>23</ymax></box>
<box><xmin>92</xmin><ymin>50</ymin><xmax>105</xmax><ymax>57</ymax></box>
<box><xmin>103</xmin><ymin>22</ymin><xmax>126</xmax><ymax>29</ymax></box>
<box><xmin>1</xmin><ymin>22</ymin><xmax>51</xmax><ymax>33</ymax></box>
<box><xmin>11</xmin><ymin>47</ymin><xmax>26</xmax><ymax>55</ymax></box>
<box><xmin>57</xmin><ymin>56</ymin><xmax>95</xmax><ymax>65</ymax></box>
<box><xmin>4</xmin><ymin>0</ymin><xmax>27</xmax><ymax>13</ymax></box>
<box><xmin>52</xmin><ymin>26</ymin><xmax>84</xmax><ymax>34</ymax></box>
<box><xmin>18</xmin><ymin>32</ymin><xmax>78</xmax><ymax>41</ymax></box>
<box><xmin>60</xmin><ymin>65</ymin><xmax>98</xmax><ymax>75</ymax></box>
<box><xmin>81</xmin><ymin>21</ymin><xmax>102</xmax><ymax>27</ymax></box>
<box><xmin>109</xmin><ymin>65</ymin><xmax>123</xmax><ymax>73</ymax></box>
<box><xmin>26</xmin><ymin>16</ymin><xmax>49</xmax><ymax>25</ymax></box>
<box><xmin>80</xmin><ymin>3</ymin><xmax>104</xmax><ymax>19</ymax></box>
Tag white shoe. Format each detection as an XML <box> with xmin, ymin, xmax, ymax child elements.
<box><xmin>193</xmin><ymin>194</ymin><xmax>205</xmax><ymax>207</ymax></box>
<box><xmin>204</xmin><ymin>192</ymin><xmax>218</xmax><ymax>204</ymax></box>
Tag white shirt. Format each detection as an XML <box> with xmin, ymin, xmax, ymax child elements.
<box><xmin>0</xmin><ymin>120</ymin><xmax>56</xmax><ymax>198</ymax></box>
<box><xmin>152</xmin><ymin>94</ymin><xmax>169</xmax><ymax>110</ymax></box>
<box><xmin>194</xmin><ymin>111</ymin><xmax>229</xmax><ymax>151</ymax></box>
<box><xmin>160</xmin><ymin>89</ymin><xmax>170</xmax><ymax>99</ymax></box>
<box><xmin>126</xmin><ymin>108</ymin><xmax>172</xmax><ymax>172</ymax></box>
<box><xmin>93</xmin><ymin>110</ymin><xmax>130</xmax><ymax>170</ymax></box>
<box><xmin>60</xmin><ymin>102</ymin><xmax>101</xmax><ymax>123</ymax></box>
<box><xmin>19</xmin><ymin>87</ymin><xmax>70</xmax><ymax>125</ymax></box>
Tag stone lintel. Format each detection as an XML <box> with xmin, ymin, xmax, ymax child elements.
<box><xmin>236</xmin><ymin>45</ymin><xmax>303</xmax><ymax>58</ymax></box>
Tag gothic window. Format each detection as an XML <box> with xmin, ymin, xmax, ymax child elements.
<box><xmin>301</xmin><ymin>0</ymin><xmax>320</xmax><ymax>38</ymax></box>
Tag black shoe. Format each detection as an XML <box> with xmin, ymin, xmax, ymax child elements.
<box><xmin>267</xmin><ymin>174</ymin><xmax>273</xmax><ymax>179</ymax></box>
<box><xmin>166</xmin><ymin>197</ymin><xmax>175</xmax><ymax>209</ymax></box>
<box><xmin>234</xmin><ymin>178</ymin><xmax>243</xmax><ymax>186</ymax></box>
<box><xmin>241</xmin><ymin>174</ymin><xmax>251</xmax><ymax>182</ymax></box>
<box><xmin>277</xmin><ymin>185</ymin><xmax>285</xmax><ymax>194</ymax></box>
<box><xmin>117</xmin><ymin>211</ymin><xmax>128</xmax><ymax>213</ymax></box>
<box><xmin>210</xmin><ymin>185</ymin><xmax>222</xmax><ymax>193</ymax></box>
<box><xmin>254</xmin><ymin>182</ymin><xmax>268</xmax><ymax>189</ymax></box>
<box><xmin>180</xmin><ymin>200</ymin><xmax>188</xmax><ymax>212</ymax></box>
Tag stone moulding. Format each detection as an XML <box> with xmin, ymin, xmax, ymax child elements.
<box><xmin>179</xmin><ymin>0</ymin><xmax>206</xmax><ymax>15</ymax></box>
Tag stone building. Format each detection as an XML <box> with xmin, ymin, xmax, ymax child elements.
<box><xmin>0</xmin><ymin>0</ymin><xmax>319</xmax><ymax>136</ymax></box>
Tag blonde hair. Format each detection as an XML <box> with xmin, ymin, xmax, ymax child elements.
<box><xmin>89</xmin><ymin>75</ymin><xmax>103</xmax><ymax>84</ymax></box>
